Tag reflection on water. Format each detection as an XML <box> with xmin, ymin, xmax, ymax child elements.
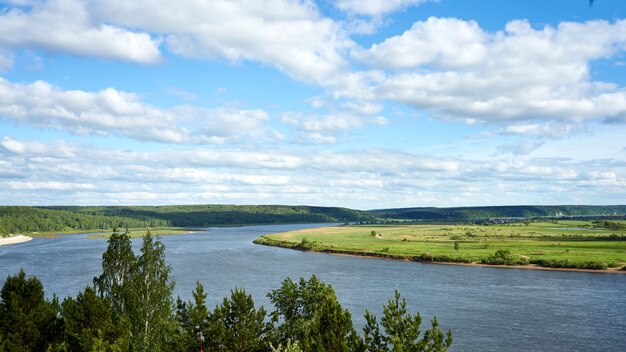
<box><xmin>1</xmin><ymin>223</ymin><xmax>625</xmax><ymax>352</ymax></box>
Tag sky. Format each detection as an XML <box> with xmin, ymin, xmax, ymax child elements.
<box><xmin>0</xmin><ymin>0</ymin><xmax>625</xmax><ymax>210</ymax></box>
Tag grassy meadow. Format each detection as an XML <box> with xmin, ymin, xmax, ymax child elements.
<box><xmin>254</xmin><ymin>220</ymin><xmax>626</xmax><ymax>271</ymax></box>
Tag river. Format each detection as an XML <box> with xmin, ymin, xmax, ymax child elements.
<box><xmin>1</xmin><ymin>224</ymin><xmax>625</xmax><ymax>351</ymax></box>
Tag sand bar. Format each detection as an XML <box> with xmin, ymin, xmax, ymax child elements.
<box><xmin>0</xmin><ymin>235</ymin><xmax>33</xmax><ymax>246</ymax></box>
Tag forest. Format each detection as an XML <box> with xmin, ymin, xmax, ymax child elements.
<box><xmin>0</xmin><ymin>230</ymin><xmax>452</xmax><ymax>352</ymax></box>
<box><xmin>2</xmin><ymin>204</ymin><xmax>625</xmax><ymax>237</ymax></box>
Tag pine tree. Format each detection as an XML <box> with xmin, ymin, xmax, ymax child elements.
<box><xmin>62</xmin><ymin>286</ymin><xmax>130</xmax><ymax>351</ymax></box>
<box><xmin>0</xmin><ymin>270</ymin><xmax>63</xmax><ymax>351</ymax></box>
<box><xmin>362</xmin><ymin>289</ymin><xmax>452</xmax><ymax>352</ymax></box>
<box><xmin>268</xmin><ymin>275</ymin><xmax>356</xmax><ymax>351</ymax></box>
<box><xmin>209</xmin><ymin>288</ymin><xmax>270</xmax><ymax>352</ymax></box>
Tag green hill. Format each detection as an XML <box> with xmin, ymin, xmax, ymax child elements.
<box><xmin>370</xmin><ymin>205</ymin><xmax>626</xmax><ymax>221</ymax></box>
<box><xmin>0</xmin><ymin>206</ymin><xmax>167</xmax><ymax>235</ymax></box>
<box><xmin>41</xmin><ymin>204</ymin><xmax>376</xmax><ymax>227</ymax></box>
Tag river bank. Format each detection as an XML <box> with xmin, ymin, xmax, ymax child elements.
<box><xmin>0</xmin><ymin>235</ymin><xmax>33</xmax><ymax>246</ymax></box>
<box><xmin>255</xmin><ymin>240</ymin><xmax>626</xmax><ymax>274</ymax></box>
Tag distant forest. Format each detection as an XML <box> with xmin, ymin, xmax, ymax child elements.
<box><xmin>1</xmin><ymin>204</ymin><xmax>625</xmax><ymax>235</ymax></box>
<box><xmin>371</xmin><ymin>205</ymin><xmax>626</xmax><ymax>221</ymax></box>
<box><xmin>0</xmin><ymin>205</ymin><xmax>374</xmax><ymax>235</ymax></box>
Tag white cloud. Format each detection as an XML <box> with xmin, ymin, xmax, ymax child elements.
<box><xmin>0</xmin><ymin>78</ymin><xmax>278</xmax><ymax>144</ymax></box>
<box><xmin>85</xmin><ymin>0</ymin><xmax>353</xmax><ymax>84</ymax></box>
<box><xmin>0</xmin><ymin>0</ymin><xmax>354</xmax><ymax>83</ymax></box>
<box><xmin>333</xmin><ymin>0</ymin><xmax>432</xmax><ymax>16</ymax></box>
<box><xmin>1</xmin><ymin>137</ymin><xmax>624</xmax><ymax>208</ymax></box>
<box><xmin>281</xmin><ymin>111</ymin><xmax>387</xmax><ymax>143</ymax></box>
<box><xmin>0</xmin><ymin>0</ymin><xmax>161</xmax><ymax>64</ymax></box>
<box><xmin>354</xmin><ymin>17</ymin><xmax>487</xmax><ymax>69</ymax></box>
<box><xmin>364</xmin><ymin>18</ymin><xmax>626</xmax><ymax>125</ymax></box>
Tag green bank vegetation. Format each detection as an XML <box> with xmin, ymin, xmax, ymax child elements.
<box><xmin>0</xmin><ymin>230</ymin><xmax>452</xmax><ymax>352</ymax></box>
<box><xmin>0</xmin><ymin>205</ymin><xmax>375</xmax><ymax>237</ymax></box>
<box><xmin>254</xmin><ymin>220</ymin><xmax>626</xmax><ymax>271</ymax></box>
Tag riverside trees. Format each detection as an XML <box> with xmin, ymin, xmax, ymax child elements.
<box><xmin>0</xmin><ymin>231</ymin><xmax>452</xmax><ymax>351</ymax></box>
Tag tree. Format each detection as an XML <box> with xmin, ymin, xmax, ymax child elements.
<box><xmin>208</xmin><ymin>288</ymin><xmax>270</xmax><ymax>352</ymax></box>
<box><xmin>93</xmin><ymin>228</ymin><xmax>135</xmax><ymax>316</ymax></box>
<box><xmin>172</xmin><ymin>282</ymin><xmax>210</xmax><ymax>351</ymax></box>
<box><xmin>128</xmin><ymin>232</ymin><xmax>175</xmax><ymax>352</ymax></box>
<box><xmin>268</xmin><ymin>275</ymin><xmax>356</xmax><ymax>352</ymax></box>
<box><xmin>362</xmin><ymin>290</ymin><xmax>452</xmax><ymax>352</ymax></box>
<box><xmin>62</xmin><ymin>286</ymin><xmax>130</xmax><ymax>351</ymax></box>
<box><xmin>0</xmin><ymin>270</ymin><xmax>63</xmax><ymax>351</ymax></box>
<box><xmin>454</xmin><ymin>241</ymin><xmax>459</xmax><ymax>253</ymax></box>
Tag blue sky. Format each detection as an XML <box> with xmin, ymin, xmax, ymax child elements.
<box><xmin>0</xmin><ymin>0</ymin><xmax>625</xmax><ymax>209</ymax></box>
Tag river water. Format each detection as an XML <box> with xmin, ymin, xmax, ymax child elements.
<box><xmin>1</xmin><ymin>223</ymin><xmax>625</xmax><ymax>351</ymax></box>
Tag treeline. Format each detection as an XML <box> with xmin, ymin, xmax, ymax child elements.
<box><xmin>0</xmin><ymin>231</ymin><xmax>452</xmax><ymax>352</ymax></box>
<box><xmin>0</xmin><ymin>207</ymin><xmax>167</xmax><ymax>236</ymax></box>
<box><xmin>43</xmin><ymin>205</ymin><xmax>376</xmax><ymax>227</ymax></box>
<box><xmin>0</xmin><ymin>205</ymin><xmax>376</xmax><ymax>235</ymax></box>
<box><xmin>371</xmin><ymin>205</ymin><xmax>626</xmax><ymax>221</ymax></box>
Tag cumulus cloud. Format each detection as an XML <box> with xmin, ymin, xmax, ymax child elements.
<box><xmin>362</xmin><ymin>18</ymin><xmax>626</xmax><ymax>125</ymax></box>
<box><xmin>0</xmin><ymin>78</ymin><xmax>278</xmax><ymax>144</ymax></box>
<box><xmin>354</xmin><ymin>17</ymin><xmax>487</xmax><ymax>69</ymax></box>
<box><xmin>84</xmin><ymin>0</ymin><xmax>353</xmax><ymax>84</ymax></box>
<box><xmin>333</xmin><ymin>0</ymin><xmax>432</xmax><ymax>16</ymax></box>
<box><xmin>0</xmin><ymin>0</ymin><xmax>162</xmax><ymax>64</ymax></box>
<box><xmin>0</xmin><ymin>0</ymin><xmax>353</xmax><ymax>83</ymax></box>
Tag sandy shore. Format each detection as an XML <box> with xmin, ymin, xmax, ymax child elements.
<box><xmin>0</xmin><ymin>235</ymin><xmax>33</xmax><ymax>246</ymax></box>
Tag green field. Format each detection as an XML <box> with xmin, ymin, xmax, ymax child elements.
<box><xmin>254</xmin><ymin>220</ymin><xmax>626</xmax><ymax>271</ymax></box>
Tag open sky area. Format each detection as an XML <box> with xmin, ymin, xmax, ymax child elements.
<box><xmin>0</xmin><ymin>0</ymin><xmax>625</xmax><ymax>209</ymax></box>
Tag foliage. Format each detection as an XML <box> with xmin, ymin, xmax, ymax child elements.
<box><xmin>93</xmin><ymin>230</ymin><xmax>174</xmax><ymax>351</ymax></box>
<box><xmin>207</xmin><ymin>288</ymin><xmax>270</xmax><ymax>352</ymax></box>
<box><xmin>128</xmin><ymin>233</ymin><xmax>175</xmax><ymax>351</ymax></box>
<box><xmin>481</xmin><ymin>249</ymin><xmax>529</xmax><ymax>265</ymax></box>
<box><xmin>0</xmin><ymin>206</ymin><xmax>166</xmax><ymax>235</ymax></box>
<box><xmin>363</xmin><ymin>290</ymin><xmax>452</xmax><ymax>352</ymax></box>
<box><xmin>62</xmin><ymin>286</ymin><xmax>130</xmax><ymax>351</ymax></box>
<box><xmin>529</xmin><ymin>259</ymin><xmax>608</xmax><ymax>270</ymax></box>
<box><xmin>268</xmin><ymin>275</ymin><xmax>357</xmax><ymax>351</ymax></box>
<box><xmin>592</xmin><ymin>220</ymin><xmax>626</xmax><ymax>230</ymax></box>
<box><xmin>0</xmin><ymin>270</ymin><xmax>63</xmax><ymax>351</ymax></box>
<box><xmin>371</xmin><ymin>205</ymin><xmax>626</xmax><ymax>221</ymax></box>
<box><xmin>42</xmin><ymin>204</ymin><xmax>376</xmax><ymax>227</ymax></box>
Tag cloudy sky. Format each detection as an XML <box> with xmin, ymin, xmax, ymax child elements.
<box><xmin>1</xmin><ymin>0</ymin><xmax>625</xmax><ymax>209</ymax></box>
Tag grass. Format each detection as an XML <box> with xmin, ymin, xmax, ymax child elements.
<box><xmin>254</xmin><ymin>220</ymin><xmax>626</xmax><ymax>271</ymax></box>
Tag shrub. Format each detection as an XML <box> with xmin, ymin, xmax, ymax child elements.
<box><xmin>481</xmin><ymin>249</ymin><xmax>529</xmax><ymax>265</ymax></box>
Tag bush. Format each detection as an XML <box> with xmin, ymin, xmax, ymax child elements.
<box><xmin>530</xmin><ymin>258</ymin><xmax>608</xmax><ymax>270</ymax></box>
<box><xmin>298</xmin><ymin>238</ymin><xmax>315</xmax><ymax>250</ymax></box>
<box><xmin>481</xmin><ymin>249</ymin><xmax>529</xmax><ymax>265</ymax></box>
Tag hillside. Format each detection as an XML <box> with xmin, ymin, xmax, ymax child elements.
<box><xmin>0</xmin><ymin>206</ymin><xmax>167</xmax><ymax>235</ymax></box>
<box><xmin>370</xmin><ymin>205</ymin><xmax>626</xmax><ymax>221</ymax></box>
<box><xmin>40</xmin><ymin>205</ymin><xmax>376</xmax><ymax>227</ymax></box>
